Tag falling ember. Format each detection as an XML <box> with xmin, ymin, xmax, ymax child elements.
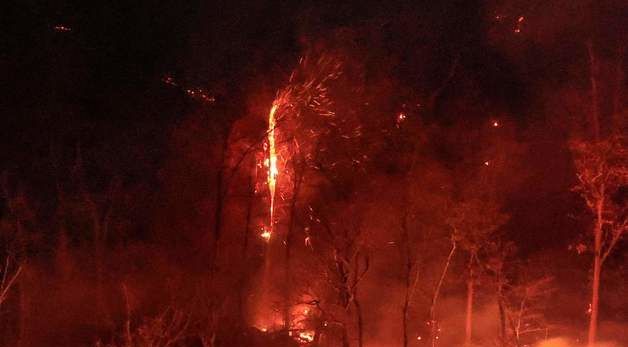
<box><xmin>266</xmin><ymin>103</ymin><xmax>280</xmax><ymax>238</ymax></box>
<box><xmin>396</xmin><ymin>112</ymin><xmax>407</xmax><ymax>127</ymax></box>
<box><xmin>492</xmin><ymin>120</ymin><xmax>500</xmax><ymax>127</ymax></box>
<box><xmin>53</xmin><ymin>25</ymin><xmax>72</xmax><ymax>32</ymax></box>
<box><xmin>484</xmin><ymin>160</ymin><xmax>490</xmax><ymax>166</ymax></box>
<box><xmin>161</xmin><ymin>75</ymin><xmax>215</xmax><ymax>104</ymax></box>
<box><xmin>514</xmin><ymin>16</ymin><xmax>524</xmax><ymax>33</ymax></box>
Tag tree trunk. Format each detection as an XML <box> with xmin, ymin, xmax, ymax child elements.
<box><xmin>17</xmin><ymin>266</ymin><xmax>30</xmax><ymax>347</ymax></box>
<box><xmin>498</xmin><ymin>289</ymin><xmax>507</xmax><ymax>347</ymax></box>
<box><xmin>494</xmin><ymin>262</ymin><xmax>507</xmax><ymax>347</ymax></box>
<box><xmin>238</xmin><ymin>173</ymin><xmax>254</xmax><ymax>323</ymax></box>
<box><xmin>209</xmin><ymin>133</ymin><xmax>229</xmax><ymax>277</ymax></box>
<box><xmin>588</xmin><ymin>235</ymin><xmax>601</xmax><ymax>347</ymax></box>
<box><xmin>430</xmin><ymin>238</ymin><xmax>456</xmax><ymax>347</ymax></box>
<box><xmin>402</xmin><ymin>275</ymin><xmax>410</xmax><ymax>347</ymax></box>
<box><xmin>401</xmin><ymin>213</ymin><xmax>412</xmax><ymax>347</ymax></box>
<box><xmin>588</xmin><ymin>197</ymin><xmax>604</xmax><ymax>347</ymax></box>
<box><xmin>284</xmin><ymin>166</ymin><xmax>303</xmax><ymax>329</ymax></box>
<box><xmin>354</xmin><ymin>296</ymin><xmax>364</xmax><ymax>347</ymax></box>
<box><xmin>464</xmin><ymin>253</ymin><xmax>474</xmax><ymax>347</ymax></box>
<box><xmin>342</xmin><ymin>325</ymin><xmax>350</xmax><ymax>347</ymax></box>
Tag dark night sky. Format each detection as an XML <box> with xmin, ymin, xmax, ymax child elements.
<box><xmin>1</xmin><ymin>1</ymin><xmax>625</xmax><ymax>252</ymax></box>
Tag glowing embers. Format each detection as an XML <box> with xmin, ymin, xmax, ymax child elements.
<box><xmin>396</xmin><ymin>112</ymin><xmax>407</xmax><ymax>127</ymax></box>
<box><xmin>160</xmin><ymin>75</ymin><xmax>215</xmax><ymax>104</ymax></box>
<box><xmin>256</xmin><ymin>304</ymin><xmax>317</xmax><ymax>345</ymax></box>
<box><xmin>289</xmin><ymin>304</ymin><xmax>317</xmax><ymax>344</ymax></box>
<box><xmin>53</xmin><ymin>24</ymin><xmax>71</xmax><ymax>32</ymax></box>
<box><xmin>297</xmin><ymin>330</ymin><xmax>315</xmax><ymax>343</ymax></box>
<box><xmin>514</xmin><ymin>16</ymin><xmax>525</xmax><ymax>33</ymax></box>
<box><xmin>287</xmin><ymin>329</ymin><xmax>316</xmax><ymax>344</ymax></box>
<box><xmin>260</xmin><ymin>227</ymin><xmax>272</xmax><ymax>242</ymax></box>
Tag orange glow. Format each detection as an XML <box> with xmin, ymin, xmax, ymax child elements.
<box><xmin>396</xmin><ymin>112</ymin><xmax>407</xmax><ymax>128</ymax></box>
<box><xmin>298</xmin><ymin>330</ymin><xmax>315</xmax><ymax>343</ymax></box>
<box><xmin>260</xmin><ymin>228</ymin><xmax>272</xmax><ymax>241</ymax></box>
<box><xmin>266</xmin><ymin>103</ymin><xmax>279</xmax><ymax>240</ymax></box>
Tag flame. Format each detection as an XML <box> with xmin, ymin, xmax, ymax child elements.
<box><xmin>266</xmin><ymin>103</ymin><xmax>280</xmax><ymax>239</ymax></box>
<box><xmin>298</xmin><ymin>331</ymin><xmax>315</xmax><ymax>343</ymax></box>
<box><xmin>260</xmin><ymin>228</ymin><xmax>272</xmax><ymax>241</ymax></box>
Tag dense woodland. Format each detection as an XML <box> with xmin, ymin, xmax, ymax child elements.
<box><xmin>1</xmin><ymin>1</ymin><xmax>627</xmax><ymax>347</ymax></box>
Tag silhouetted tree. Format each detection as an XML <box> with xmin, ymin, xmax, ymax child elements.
<box><xmin>570</xmin><ymin>134</ymin><xmax>627</xmax><ymax>346</ymax></box>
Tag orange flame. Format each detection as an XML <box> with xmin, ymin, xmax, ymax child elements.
<box><xmin>298</xmin><ymin>331</ymin><xmax>315</xmax><ymax>343</ymax></box>
<box><xmin>260</xmin><ymin>228</ymin><xmax>272</xmax><ymax>241</ymax></box>
<box><xmin>265</xmin><ymin>103</ymin><xmax>279</xmax><ymax>241</ymax></box>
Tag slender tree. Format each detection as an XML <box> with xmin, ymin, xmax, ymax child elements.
<box><xmin>570</xmin><ymin>134</ymin><xmax>627</xmax><ymax>346</ymax></box>
<box><xmin>448</xmin><ymin>199</ymin><xmax>509</xmax><ymax>347</ymax></box>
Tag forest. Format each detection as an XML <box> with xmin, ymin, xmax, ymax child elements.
<box><xmin>1</xmin><ymin>1</ymin><xmax>627</xmax><ymax>347</ymax></box>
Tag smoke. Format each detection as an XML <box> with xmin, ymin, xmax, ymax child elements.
<box><xmin>536</xmin><ymin>337</ymin><xmax>624</xmax><ymax>347</ymax></box>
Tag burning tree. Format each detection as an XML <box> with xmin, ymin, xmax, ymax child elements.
<box><xmin>570</xmin><ymin>134</ymin><xmax>627</xmax><ymax>346</ymax></box>
<box><xmin>248</xmin><ymin>38</ymin><xmax>385</xmax><ymax>346</ymax></box>
<box><xmin>249</xmin><ymin>49</ymin><xmax>348</xmax><ymax>334</ymax></box>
